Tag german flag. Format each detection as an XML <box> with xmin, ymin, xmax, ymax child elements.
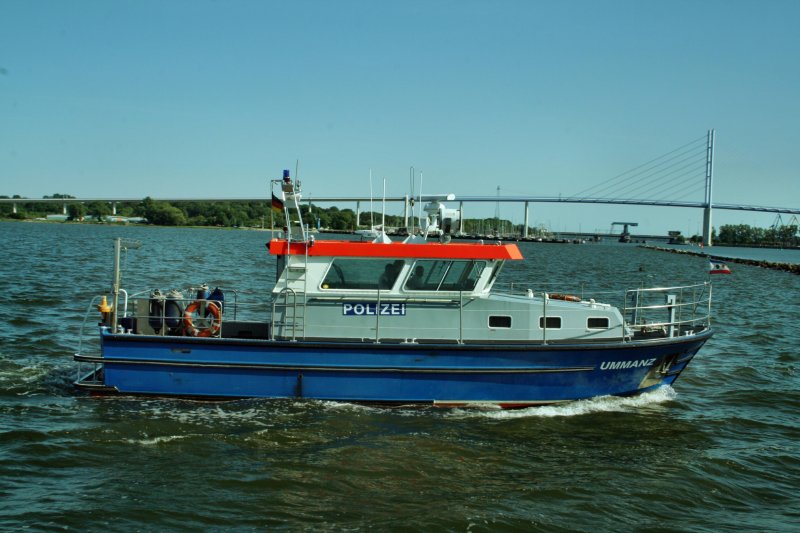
<box><xmin>271</xmin><ymin>193</ymin><xmax>284</xmax><ymax>212</ymax></box>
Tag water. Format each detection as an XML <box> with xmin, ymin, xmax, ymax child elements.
<box><xmin>1</xmin><ymin>221</ymin><xmax>798</xmax><ymax>532</ymax></box>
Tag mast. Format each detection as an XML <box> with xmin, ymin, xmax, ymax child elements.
<box><xmin>369</xmin><ymin>169</ymin><xmax>374</xmax><ymax>230</ymax></box>
<box><xmin>111</xmin><ymin>238</ymin><xmax>122</xmax><ymax>330</ymax></box>
<box><xmin>280</xmin><ymin>169</ymin><xmax>307</xmax><ymax>243</ymax></box>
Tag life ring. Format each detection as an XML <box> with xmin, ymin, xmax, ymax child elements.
<box><xmin>183</xmin><ymin>301</ymin><xmax>221</xmax><ymax>337</ymax></box>
<box><xmin>548</xmin><ymin>293</ymin><xmax>581</xmax><ymax>302</ymax></box>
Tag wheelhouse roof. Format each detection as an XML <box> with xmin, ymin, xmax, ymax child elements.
<box><xmin>268</xmin><ymin>239</ymin><xmax>524</xmax><ymax>260</ymax></box>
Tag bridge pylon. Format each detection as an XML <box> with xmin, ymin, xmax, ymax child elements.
<box><xmin>702</xmin><ymin>129</ymin><xmax>715</xmax><ymax>246</ymax></box>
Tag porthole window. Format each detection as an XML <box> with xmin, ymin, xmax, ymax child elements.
<box><xmin>489</xmin><ymin>315</ymin><xmax>512</xmax><ymax>328</ymax></box>
<box><xmin>588</xmin><ymin>317</ymin><xmax>609</xmax><ymax>329</ymax></box>
<box><xmin>539</xmin><ymin>316</ymin><xmax>562</xmax><ymax>329</ymax></box>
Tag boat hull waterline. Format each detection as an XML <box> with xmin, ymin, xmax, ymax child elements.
<box><xmin>75</xmin><ymin>329</ymin><xmax>711</xmax><ymax>407</ymax></box>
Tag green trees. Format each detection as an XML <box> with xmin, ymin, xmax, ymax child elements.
<box><xmin>67</xmin><ymin>203</ymin><xmax>87</xmax><ymax>221</ymax></box>
<box><xmin>137</xmin><ymin>197</ymin><xmax>187</xmax><ymax>226</ymax></box>
<box><xmin>85</xmin><ymin>201</ymin><xmax>112</xmax><ymax>222</ymax></box>
<box><xmin>716</xmin><ymin>224</ymin><xmax>798</xmax><ymax>246</ymax></box>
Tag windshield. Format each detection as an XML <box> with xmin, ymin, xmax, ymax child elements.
<box><xmin>404</xmin><ymin>260</ymin><xmax>486</xmax><ymax>291</ymax></box>
<box><xmin>321</xmin><ymin>258</ymin><xmax>405</xmax><ymax>290</ymax></box>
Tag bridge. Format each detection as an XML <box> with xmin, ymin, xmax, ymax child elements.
<box><xmin>2</xmin><ymin>131</ymin><xmax>798</xmax><ymax>246</ymax></box>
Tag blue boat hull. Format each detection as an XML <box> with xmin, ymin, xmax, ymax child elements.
<box><xmin>76</xmin><ymin>329</ymin><xmax>712</xmax><ymax>406</ymax></box>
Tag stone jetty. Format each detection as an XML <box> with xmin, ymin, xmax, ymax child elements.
<box><xmin>640</xmin><ymin>246</ymin><xmax>800</xmax><ymax>275</ymax></box>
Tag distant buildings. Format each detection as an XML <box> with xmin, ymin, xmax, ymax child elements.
<box><xmin>40</xmin><ymin>214</ymin><xmax>147</xmax><ymax>223</ymax></box>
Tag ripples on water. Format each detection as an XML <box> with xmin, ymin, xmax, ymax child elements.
<box><xmin>1</xmin><ymin>222</ymin><xmax>798</xmax><ymax>531</ymax></box>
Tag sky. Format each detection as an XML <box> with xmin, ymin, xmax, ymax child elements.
<box><xmin>1</xmin><ymin>0</ymin><xmax>798</xmax><ymax>235</ymax></box>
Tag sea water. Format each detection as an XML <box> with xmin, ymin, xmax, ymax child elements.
<box><xmin>0</xmin><ymin>221</ymin><xmax>798</xmax><ymax>532</ymax></box>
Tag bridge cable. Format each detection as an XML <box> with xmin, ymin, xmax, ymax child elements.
<box><xmin>567</xmin><ymin>134</ymin><xmax>707</xmax><ymax>201</ymax></box>
<box><xmin>580</xmin><ymin>141</ymin><xmax>707</xmax><ymax>200</ymax></box>
<box><xmin>608</xmin><ymin>160</ymin><xmax>707</xmax><ymax>201</ymax></box>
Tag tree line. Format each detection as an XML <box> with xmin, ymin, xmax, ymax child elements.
<box><xmin>2</xmin><ymin>195</ymin><xmax>797</xmax><ymax>245</ymax></box>
<box><xmin>0</xmin><ymin>196</ymin><xmax>445</xmax><ymax>231</ymax></box>
<box><xmin>0</xmin><ymin>196</ymin><xmax>353</xmax><ymax>228</ymax></box>
<box><xmin>716</xmin><ymin>223</ymin><xmax>798</xmax><ymax>247</ymax></box>
<box><xmin>1</xmin><ymin>194</ymin><xmax>532</xmax><ymax>234</ymax></box>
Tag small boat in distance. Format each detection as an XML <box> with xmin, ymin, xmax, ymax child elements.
<box><xmin>353</xmin><ymin>227</ymin><xmax>381</xmax><ymax>239</ymax></box>
<box><xmin>74</xmin><ymin>171</ymin><xmax>713</xmax><ymax>407</ymax></box>
<box><xmin>353</xmin><ymin>169</ymin><xmax>382</xmax><ymax>240</ymax></box>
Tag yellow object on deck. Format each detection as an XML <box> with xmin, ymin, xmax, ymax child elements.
<box><xmin>97</xmin><ymin>295</ymin><xmax>111</xmax><ymax>313</ymax></box>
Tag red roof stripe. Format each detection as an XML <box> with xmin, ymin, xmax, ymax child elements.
<box><xmin>268</xmin><ymin>239</ymin><xmax>524</xmax><ymax>260</ymax></box>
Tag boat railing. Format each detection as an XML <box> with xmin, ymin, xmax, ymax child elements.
<box><xmin>109</xmin><ymin>280</ymin><xmax>712</xmax><ymax>345</ymax></box>
<box><xmin>622</xmin><ymin>282</ymin><xmax>712</xmax><ymax>339</ymax></box>
<box><xmin>76</xmin><ymin>294</ymin><xmax>105</xmax><ymax>358</ymax></box>
<box><xmin>505</xmin><ymin>281</ymin><xmax>710</xmax><ymax>317</ymax></box>
<box><xmin>75</xmin><ymin>294</ymin><xmax>115</xmax><ymax>387</ymax></box>
<box><xmin>80</xmin><ymin>289</ymin><xmax>275</xmax><ymax>341</ymax></box>
<box><xmin>504</xmin><ymin>281</ymin><xmax>648</xmax><ymax>302</ymax></box>
<box><xmin>485</xmin><ymin>281</ymin><xmax>713</xmax><ymax>343</ymax></box>
<box><xmin>505</xmin><ymin>281</ymin><xmax>639</xmax><ymax>304</ymax></box>
<box><xmin>507</xmin><ymin>281</ymin><xmax>588</xmax><ymax>300</ymax></box>
<box><xmin>265</xmin><ymin>290</ymin><xmax>612</xmax><ymax>345</ymax></box>
<box><xmin>508</xmin><ymin>281</ymin><xmax>712</xmax><ymax>338</ymax></box>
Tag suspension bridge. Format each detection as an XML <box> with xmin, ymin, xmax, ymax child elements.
<box><xmin>2</xmin><ymin>130</ymin><xmax>798</xmax><ymax>246</ymax></box>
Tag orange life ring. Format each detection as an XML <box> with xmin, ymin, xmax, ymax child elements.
<box><xmin>548</xmin><ymin>293</ymin><xmax>581</xmax><ymax>302</ymax></box>
<box><xmin>183</xmin><ymin>301</ymin><xmax>221</xmax><ymax>337</ymax></box>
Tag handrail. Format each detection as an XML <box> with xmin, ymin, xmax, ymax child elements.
<box><xmin>307</xmin><ymin>295</ymin><xmax>464</xmax><ymax>304</ymax></box>
<box><xmin>94</xmin><ymin>292</ymin><xmax>264</xmax><ymax>339</ymax></box>
<box><xmin>502</xmin><ymin>282</ymin><xmax>711</xmax><ymax>342</ymax></box>
<box><xmin>627</xmin><ymin>282</ymin><xmax>710</xmax><ymax>294</ymax></box>
<box><xmin>542</xmin><ymin>291</ymin><xmax>548</xmax><ymax>345</ymax></box>
<box><xmin>458</xmin><ymin>290</ymin><xmax>463</xmax><ymax>344</ymax></box>
<box><xmin>622</xmin><ymin>282</ymin><xmax>711</xmax><ymax>338</ymax></box>
<box><xmin>80</xmin><ymin>280</ymin><xmax>711</xmax><ymax>346</ymax></box>
<box><xmin>271</xmin><ymin>288</ymin><xmax>298</xmax><ymax>341</ymax></box>
<box><xmin>76</xmin><ymin>295</ymin><xmax>103</xmax><ymax>356</ymax></box>
<box><xmin>266</xmin><ymin>283</ymin><xmax>711</xmax><ymax>344</ymax></box>
<box><xmin>375</xmin><ymin>287</ymin><xmax>381</xmax><ymax>343</ymax></box>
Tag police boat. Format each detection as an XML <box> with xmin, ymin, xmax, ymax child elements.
<box><xmin>74</xmin><ymin>171</ymin><xmax>713</xmax><ymax>407</ymax></box>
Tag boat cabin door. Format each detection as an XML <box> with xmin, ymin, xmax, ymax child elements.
<box><xmin>275</xmin><ymin>254</ymin><xmax>286</xmax><ymax>282</ymax></box>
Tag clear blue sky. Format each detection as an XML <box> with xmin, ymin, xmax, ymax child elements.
<box><xmin>2</xmin><ymin>0</ymin><xmax>798</xmax><ymax>235</ymax></box>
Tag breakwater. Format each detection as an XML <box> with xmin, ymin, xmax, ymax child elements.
<box><xmin>641</xmin><ymin>245</ymin><xmax>800</xmax><ymax>274</ymax></box>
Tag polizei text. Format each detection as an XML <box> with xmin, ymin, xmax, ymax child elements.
<box><xmin>342</xmin><ymin>303</ymin><xmax>407</xmax><ymax>316</ymax></box>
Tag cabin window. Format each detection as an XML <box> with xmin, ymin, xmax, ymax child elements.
<box><xmin>482</xmin><ymin>261</ymin><xmax>503</xmax><ymax>291</ymax></box>
<box><xmin>321</xmin><ymin>258</ymin><xmax>405</xmax><ymax>290</ymax></box>
<box><xmin>489</xmin><ymin>315</ymin><xmax>512</xmax><ymax>328</ymax></box>
<box><xmin>404</xmin><ymin>260</ymin><xmax>486</xmax><ymax>291</ymax></box>
<box><xmin>588</xmin><ymin>317</ymin><xmax>610</xmax><ymax>329</ymax></box>
<box><xmin>539</xmin><ymin>316</ymin><xmax>562</xmax><ymax>329</ymax></box>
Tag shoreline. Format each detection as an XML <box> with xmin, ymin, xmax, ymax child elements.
<box><xmin>640</xmin><ymin>245</ymin><xmax>800</xmax><ymax>275</ymax></box>
<box><xmin>3</xmin><ymin>218</ymin><xmax>799</xmax><ymax>271</ymax></box>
